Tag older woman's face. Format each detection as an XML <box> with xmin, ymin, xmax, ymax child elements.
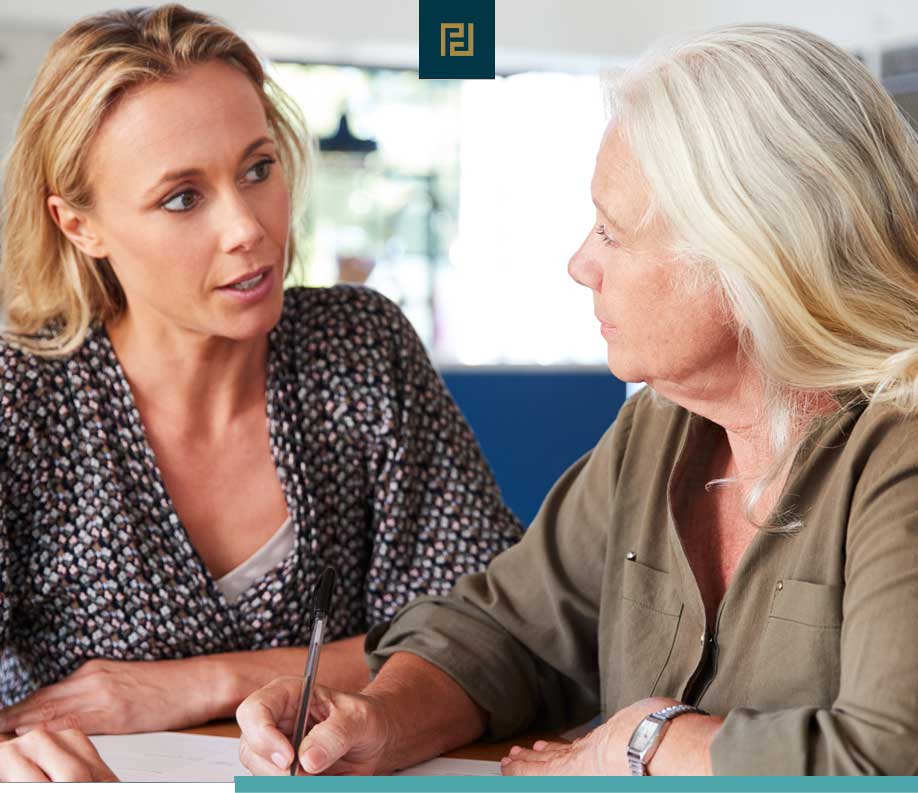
<box><xmin>568</xmin><ymin>124</ymin><xmax>738</xmax><ymax>391</ymax></box>
<box><xmin>76</xmin><ymin>59</ymin><xmax>289</xmax><ymax>341</ymax></box>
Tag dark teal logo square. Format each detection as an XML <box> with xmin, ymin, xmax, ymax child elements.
<box><xmin>419</xmin><ymin>0</ymin><xmax>495</xmax><ymax>79</ymax></box>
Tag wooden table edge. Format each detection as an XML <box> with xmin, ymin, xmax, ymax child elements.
<box><xmin>177</xmin><ymin>720</ymin><xmax>567</xmax><ymax>763</ymax></box>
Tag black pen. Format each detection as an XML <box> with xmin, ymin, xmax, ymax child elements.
<box><xmin>289</xmin><ymin>566</ymin><xmax>337</xmax><ymax>776</ymax></box>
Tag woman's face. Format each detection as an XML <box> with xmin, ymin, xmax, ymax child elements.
<box><xmin>568</xmin><ymin>124</ymin><xmax>739</xmax><ymax>395</ymax></box>
<box><xmin>57</xmin><ymin>59</ymin><xmax>290</xmax><ymax>342</ymax></box>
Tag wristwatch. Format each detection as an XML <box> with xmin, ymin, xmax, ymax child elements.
<box><xmin>626</xmin><ymin>703</ymin><xmax>707</xmax><ymax>775</ymax></box>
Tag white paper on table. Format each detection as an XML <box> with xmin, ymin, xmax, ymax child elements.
<box><xmin>90</xmin><ymin>732</ymin><xmax>249</xmax><ymax>782</ymax></box>
<box><xmin>91</xmin><ymin>731</ymin><xmax>501</xmax><ymax>781</ymax></box>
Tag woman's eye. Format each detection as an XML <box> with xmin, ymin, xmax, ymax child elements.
<box><xmin>594</xmin><ymin>223</ymin><xmax>617</xmax><ymax>247</ymax></box>
<box><xmin>162</xmin><ymin>190</ymin><xmax>199</xmax><ymax>213</ymax></box>
<box><xmin>244</xmin><ymin>158</ymin><xmax>275</xmax><ymax>183</ymax></box>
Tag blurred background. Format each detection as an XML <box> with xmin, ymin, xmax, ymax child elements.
<box><xmin>2</xmin><ymin>0</ymin><xmax>918</xmax><ymax>522</ymax></box>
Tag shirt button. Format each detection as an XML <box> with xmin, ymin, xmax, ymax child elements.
<box><xmin>776</xmin><ymin>580</ymin><xmax>784</xmax><ymax>591</ymax></box>
<box><xmin>626</xmin><ymin>551</ymin><xmax>636</xmax><ymax>561</ymax></box>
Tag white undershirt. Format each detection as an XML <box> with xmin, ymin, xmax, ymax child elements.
<box><xmin>214</xmin><ymin>516</ymin><xmax>295</xmax><ymax>604</ymax></box>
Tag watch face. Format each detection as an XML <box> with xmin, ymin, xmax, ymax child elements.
<box><xmin>631</xmin><ymin>719</ymin><xmax>658</xmax><ymax>752</ymax></box>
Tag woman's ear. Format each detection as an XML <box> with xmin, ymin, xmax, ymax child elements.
<box><xmin>47</xmin><ymin>195</ymin><xmax>108</xmax><ymax>259</ymax></box>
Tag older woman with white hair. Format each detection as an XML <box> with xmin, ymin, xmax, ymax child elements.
<box><xmin>238</xmin><ymin>23</ymin><xmax>918</xmax><ymax>776</ymax></box>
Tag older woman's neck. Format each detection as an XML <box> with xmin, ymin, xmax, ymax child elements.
<box><xmin>648</xmin><ymin>366</ymin><xmax>834</xmax><ymax>481</ymax></box>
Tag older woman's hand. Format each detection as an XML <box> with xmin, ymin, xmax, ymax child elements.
<box><xmin>237</xmin><ymin>677</ymin><xmax>393</xmax><ymax>776</ymax></box>
<box><xmin>502</xmin><ymin>697</ymin><xmax>722</xmax><ymax>776</ymax></box>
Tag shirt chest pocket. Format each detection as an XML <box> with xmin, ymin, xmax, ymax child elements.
<box><xmin>616</xmin><ymin>560</ymin><xmax>684</xmax><ymax>702</ymax></box>
<box><xmin>745</xmin><ymin>578</ymin><xmax>842</xmax><ymax>710</ymax></box>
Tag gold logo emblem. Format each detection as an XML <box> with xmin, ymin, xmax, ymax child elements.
<box><xmin>440</xmin><ymin>22</ymin><xmax>474</xmax><ymax>57</ymax></box>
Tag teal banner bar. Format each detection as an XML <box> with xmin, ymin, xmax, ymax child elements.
<box><xmin>235</xmin><ymin>776</ymin><xmax>918</xmax><ymax>793</ymax></box>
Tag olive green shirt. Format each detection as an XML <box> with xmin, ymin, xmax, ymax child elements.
<box><xmin>366</xmin><ymin>388</ymin><xmax>918</xmax><ymax>775</ymax></box>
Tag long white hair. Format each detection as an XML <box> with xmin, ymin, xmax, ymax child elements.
<box><xmin>608</xmin><ymin>24</ymin><xmax>918</xmax><ymax>529</ymax></box>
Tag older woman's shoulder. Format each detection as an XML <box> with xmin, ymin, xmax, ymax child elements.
<box><xmin>589</xmin><ymin>385</ymin><xmax>691</xmax><ymax>473</ymax></box>
<box><xmin>843</xmin><ymin>399</ymin><xmax>918</xmax><ymax>469</ymax></box>
<box><xmin>609</xmin><ymin>385</ymin><xmax>690</xmax><ymax>441</ymax></box>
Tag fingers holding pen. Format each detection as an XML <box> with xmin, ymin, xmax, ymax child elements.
<box><xmin>293</xmin><ymin>686</ymin><xmax>391</xmax><ymax>776</ymax></box>
<box><xmin>236</xmin><ymin>676</ymin><xmax>301</xmax><ymax>775</ymax></box>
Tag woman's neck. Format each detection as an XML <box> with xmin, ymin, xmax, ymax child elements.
<box><xmin>104</xmin><ymin>309</ymin><xmax>269</xmax><ymax>437</ymax></box>
<box><xmin>648</xmin><ymin>361</ymin><xmax>836</xmax><ymax>482</ymax></box>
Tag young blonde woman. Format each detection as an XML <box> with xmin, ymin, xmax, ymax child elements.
<box><xmin>239</xmin><ymin>24</ymin><xmax>918</xmax><ymax>776</ymax></box>
<box><xmin>0</xmin><ymin>5</ymin><xmax>522</xmax><ymax>781</ymax></box>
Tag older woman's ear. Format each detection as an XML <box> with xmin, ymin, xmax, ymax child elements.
<box><xmin>46</xmin><ymin>195</ymin><xmax>108</xmax><ymax>259</ymax></box>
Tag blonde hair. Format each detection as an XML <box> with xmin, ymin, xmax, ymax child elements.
<box><xmin>607</xmin><ymin>24</ymin><xmax>918</xmax><ymax>528</ymax></box>
<box><xmin>1</xmin><ymin>4</ymin><xmax>309</xmax><ymax>356</ymax></box>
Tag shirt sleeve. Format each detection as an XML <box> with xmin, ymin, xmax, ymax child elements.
<box><xmin>366</xmin><ymin>398</ymin><xmax>638</xmax><ymax>739</ymax></box>
<box><xmin>710</xmin><ymin>409</ymin><xmax>918</xmax><ymax>775</ymax></box>
<box><xmin>362</xmin><ymin>296</ymin><xmax>524</xmax><ymax>625</ymax></box>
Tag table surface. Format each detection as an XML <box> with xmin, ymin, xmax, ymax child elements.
<box><xmin>179</xmin><ymin>720</ymin><xmax>566</xmax><ymax>763</ymax></box>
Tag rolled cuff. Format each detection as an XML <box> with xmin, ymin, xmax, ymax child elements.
<box><xmin>710</xmin><ymin>708</ymin><xmax>813</xmax><ymax>775</ymax></box>
<box><xmin>364</xmin><ymin>594</ymin><xmax>542</xmax><ymax>740</ymax></box>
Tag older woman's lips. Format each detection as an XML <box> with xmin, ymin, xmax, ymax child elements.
<box><xmin>599</xmin><ymin>320</ymin><xmax>618</xmax><ymax>338</ymax></box>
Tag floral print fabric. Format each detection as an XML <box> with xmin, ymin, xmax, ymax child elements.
<box><xmin>0</xmin><ymin>285</ymin><xmax>522</xmax><ymax>705</ymax></box>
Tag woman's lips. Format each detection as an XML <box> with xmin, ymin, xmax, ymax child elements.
<box><xmin>218</xmin><ymin>264</ymin><xmax>274</xmax><ymax>289</ymax></box>
<box><xmin>215</xmin><ymin>266</ymin><xmax>275</xmax><ymax>304</ymax></box>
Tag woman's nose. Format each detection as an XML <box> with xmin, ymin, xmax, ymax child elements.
<box><xmin>567</xmin><ymin>240</ymin><xmax>603</xmax><ymax>292</ymax></box>
<box><xmin>220</xmin><ymin>191</ymin><xmax>266</xmax><ymax>254</ymax></box>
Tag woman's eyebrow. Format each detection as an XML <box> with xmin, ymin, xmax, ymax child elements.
<box><xmin>142</xmin><ymin>135</ymin><xmax>274</xmax><ymax>198</ymax></box>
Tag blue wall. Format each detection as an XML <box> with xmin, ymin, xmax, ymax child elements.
<box><xmin>440</xmin><ymin>367</ymin><xmax>627</xmax><ymax>527</ymax></box>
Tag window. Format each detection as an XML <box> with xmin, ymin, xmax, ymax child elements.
<box><xmin>273</xmin><ymin>62</ymin><xmax>608</xmax><ymax>365</ymax></box>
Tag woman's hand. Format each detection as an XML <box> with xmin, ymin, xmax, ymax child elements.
<box><xmin>0</xmin><ymin>727</ymin><xmax>118</xmax><ymax>781</ymax></box>
<box><xmin>0</xmin><ymin>658</ymin><xmax>221</xmax><ymax>735</ymax></box>
<box><xmin>236</xmin><ymin>677</ymin><xmax>393</xmax><ymax>776</ymax></box>
<box><xmin>502</xmin><ymin>697</ymin><xmax>715</xmax><ymax>776</ymax></box>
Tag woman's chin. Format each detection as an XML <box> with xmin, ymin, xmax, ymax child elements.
<box><xmin>214</xmin><ymin>281</ymin><xmax>284</xmax><ymax>338</ymax></box>
<box><xmin>214</xmin><ymin>297</ymin><xmax>283</xmax><ymax>341</ymax></box>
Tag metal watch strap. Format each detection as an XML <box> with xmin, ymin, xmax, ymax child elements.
<box><xmin>626</xmin><ymin>704</ymin><xmax>707</xmax><ymax>776</ymax></box>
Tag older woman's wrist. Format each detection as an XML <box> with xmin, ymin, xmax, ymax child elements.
<box><xmin>645</xmin><ymin>712</ymin><xmax>724</xmax><ymax>776</ymax></box>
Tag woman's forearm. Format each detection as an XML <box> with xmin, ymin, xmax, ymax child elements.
<box><xmin>363</xmin><ymin>651</ymin><xmax>488</xmax><ymax>772</ymax></box>
<box><xmin>200</xmin><ymin>634</ymin><xmax>371</xmax><ymax>721</ymax></box>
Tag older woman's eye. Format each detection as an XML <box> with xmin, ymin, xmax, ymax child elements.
<box><xmin>244</xmin><ymin>157</ymin><xmax>275</xmax><ymax>184</ymax></box>
<box><xmin>162</xmin><ymin>190</ymin><xmax>199</xmax><ymax>213</ymax></box>
<box><xmin>594</xmin><ymin>223</ymin><xmax>617</xmax><ymax>247</ymax></box>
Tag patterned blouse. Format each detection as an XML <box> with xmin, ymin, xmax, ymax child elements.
<box><xmin>0</xmin><ymin>286</ymin><xmax>523</xmax><ymax>706</ymax></box>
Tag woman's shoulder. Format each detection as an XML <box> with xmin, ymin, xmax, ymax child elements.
<box><xmin>0</xmin><ymin>333</ymin><xmax>69</xmax><ymax>394</ymax></box>
<box><xmin>599</xmin><ymin>385</ymin><xmax>690</xmax><ymax>452</ymax></box>
<box><xmin>586</xmin><ymin>385</ymin><xmax>690</xmax><ymax>485</ymax></box>
<box><xmin>0</xmin><ymin>334</ymin><xmax>70</xmax><ymax>456</ymax></box>
<box><xmin>842</xmin><ymin>398</ymin><xmax>918</xmax><ymax>474</ymax></box>
<box><xmin>275</xmin><ymin>285</ymin><xmax>415</xmax><ymax>358</ymax></box>
<box><xmin>281</xmin><ymin>284</ymin><xmax>404</xmax><ymax>324</ymax></box>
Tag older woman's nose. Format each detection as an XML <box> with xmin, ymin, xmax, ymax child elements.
<box><xmin>220</xmin><ymin>191</ymin><xmax>266</xmax><ymax>254</ymax></box>
<box><xmin>567</xmin><ymin>243</ymin><xmax>603</xmax><ymax>292</ymax></box>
